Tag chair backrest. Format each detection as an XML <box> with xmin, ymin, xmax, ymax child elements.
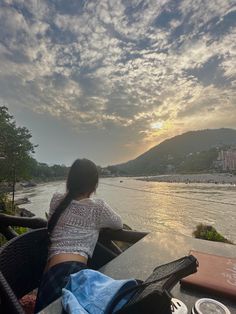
<box><xmin>0</xmin><ymin>271</ymin><xmax>25</xmax><ymax>314</ymax></box>
<box><xmin>0</xmin><ymin>228</ymin><xmax>48</xmax><ymax>313</ymax></box>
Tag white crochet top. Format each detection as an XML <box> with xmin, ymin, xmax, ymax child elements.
<box><xmin>48</xmin><ymin>193</ymin><xmax>123</xmax><ymax>260</ymax></box>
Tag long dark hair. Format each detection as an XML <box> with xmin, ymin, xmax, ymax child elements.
<box><xmin>47</xmin><ymin>158</ymin><xmax>99</xmax><ymax>235</ymax></box>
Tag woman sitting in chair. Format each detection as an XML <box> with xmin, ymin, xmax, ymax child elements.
<box><xmin>34</xmin><ymin>158</ymin><xmax>123</xmax><ymax>313</ymax></box>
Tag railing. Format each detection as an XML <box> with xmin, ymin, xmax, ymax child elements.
<box><xmin>0</xmin><ymin>213</ymin><xmax>47</xmax><ymax>240</ymax></box>
<box><xmin>0</xmin><ymin>213</ymin><xmax>148</xmax><ymax>249</ymax></box>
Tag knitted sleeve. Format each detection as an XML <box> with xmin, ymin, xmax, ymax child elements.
<box><xmin>98</xmin><ymin>200</ymin><xmax>123</xmax><ymax>230</ymax></box>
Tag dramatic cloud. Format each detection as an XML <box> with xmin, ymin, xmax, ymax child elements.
<box><xmin>0</xmin><ymin>0</ymin><xmax>235</xmax><ymax>165</ymax></box>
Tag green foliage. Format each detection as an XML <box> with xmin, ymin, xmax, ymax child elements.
<box><xmin>178</xmin><ymin>149</ymin><xmax>219</xmax><ymax>173</ymax></box>
<box><xmin>28</xmin><ymin>159</ymin><xmax>69</xmax><ymax>180</ymax></box>
<box><xmin>0</xmin><ymin>194</ymin><xmax>28</xmax><ymax>246</ymax></box>
<box><xmin>193</xmin><ymin>224</ymin><xmax>233</xmax><ymax>244</ymax></box>
<box><xmin>0</xmin><ymin>106</ymin><xmax>36</xmax><ymax>184</ymax></box>
<box><xmin>0</xmin><ymin>235</ymin><xmax>6</xmax><ymax>246</ymax></box>
<box><xmin>13</xmin><ymin>226</ymin><xmax>28</xmax><ymax>235</ymax></box>
<box><xmin>107</xmin><ymin>165</ymin><xmax>121</xmax><ymax>175</ymax></box>
<box><xmin>0</xmin><ymin>107</ymin><xmax>68</xmax><ymax>183</ymax></box>
<box><xmin>0</xmin><ymin>193</ymin><xmax>14</xmax><ymax>213</ymax></box>
<box><xmin>0</xmin><ymin>224</ymin><xmax>28</xmax><ymax>247</ymax></box>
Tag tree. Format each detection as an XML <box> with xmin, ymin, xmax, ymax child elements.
<box><xmin>178</xmin><ymin>149</ymin><xmax>218</xmax><ymax>173</ymax></box>
<box><xmin>0</xmin><ymin>106</ymin><xmax>36</xmax><ymax>207</ymax></box>
<box><xmin>26</xmin><ymin>159</ymin><xmax>68</xmax><ymax>180</ymax></box>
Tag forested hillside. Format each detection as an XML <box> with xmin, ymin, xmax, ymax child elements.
<box><xmin>115</xmin><ymin>129</ymin><xmax>236</xmax><ymax>175</ymax></box>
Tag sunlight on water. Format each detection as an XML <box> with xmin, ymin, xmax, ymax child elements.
<box><xmin>15</xmin><ymin>177</ymin><xmax>236</xmax><ymax>243</ymax></box>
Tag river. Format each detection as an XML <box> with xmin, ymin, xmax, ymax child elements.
<box><xmin>15</xmin><ymin>177</ymin><xmax>236</xmax><ymax>243</ymax></box>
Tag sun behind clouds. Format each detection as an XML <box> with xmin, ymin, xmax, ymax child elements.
<box><xmin>0</xmin><ymin>0</ymin><xmax>235</xmax><ymax>165</ymax></box>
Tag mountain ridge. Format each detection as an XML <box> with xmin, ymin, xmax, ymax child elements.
<box><xmin>114</xmin><ymin>128</ymin><xmax>236</xmax><ymax>175</ymax></box>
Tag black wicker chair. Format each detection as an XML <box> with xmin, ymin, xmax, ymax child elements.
<box><xmin>0</xmin><ymin>225</ymin><xmax>147</xmax><ymax>313</ymax></box>
<box><xmin>0</xmin><ymin>228</ymin><xmax>48</xmax><ymax>314</ymax></box>
<box><xmin>0</xmin><ymin>228</ymin><xmax>119</xmax><ymax>314</ymax></box>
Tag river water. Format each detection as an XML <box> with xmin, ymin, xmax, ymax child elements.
<box><xmin>15</xmin><ymin>177</ymin><xmax>236</xmax><ymax>243</ymax></box>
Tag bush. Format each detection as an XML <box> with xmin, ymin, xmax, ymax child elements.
<box><xmin>193</xmin><ymin>224</ymin><xmax>233</xmax><ymax>244</ymax></box>
<box><xmin>0</xmin><ymin>194</ymin><xmax>28</xmax><ymax>246</ymax></box>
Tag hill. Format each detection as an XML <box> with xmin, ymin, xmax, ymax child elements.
<box><xmin>114</xmin><ymin>128</ymin><xmax>236</xmax><ymax>175</ymax></box>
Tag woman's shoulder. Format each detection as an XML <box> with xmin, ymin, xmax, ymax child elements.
<box><xmin>69</xmin><ymin>199</ymin><xmax>106</xmax><ymax>219</ymax></box>
<box><xmin>74</xmin><ymin>198</ymin><xmax>105</xmax><ymax>207</ymax></box>
<box><xmin>90</xmin><ymin>198</ymin><xmax>107</xmax><ymax>207</ymax></box>
<box><xmin>74</xmin><ymin>198</ymin><xmax>108</xmax><ymax>210</ymax></box>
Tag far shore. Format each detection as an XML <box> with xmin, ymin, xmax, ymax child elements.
<box><xmin>138</xmin><ymin>173</ymin><xmax>236</xmax><ymax>184</ymax></box>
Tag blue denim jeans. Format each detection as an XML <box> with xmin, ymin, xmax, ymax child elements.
<box><xmin>34</xmin><ymin>261</ymin><xmax>87</xmax><ymax>313</ymax></box>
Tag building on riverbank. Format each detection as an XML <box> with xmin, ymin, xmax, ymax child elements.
<box><xmin>216</xmin><ymin>148</ymin><xmax>236</xmax><ymax>171</ymax></box>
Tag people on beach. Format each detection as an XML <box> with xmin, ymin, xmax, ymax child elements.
<box><xmin>34</xmin><ymin>158</ymin><xmax>123</xmax><ymax>313</ymax></box>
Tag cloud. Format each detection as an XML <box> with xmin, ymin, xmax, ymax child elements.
<box><xmin>0</xmin><ymin>0</ymin><xmax>235</xmax><ymax>164</ymax></box>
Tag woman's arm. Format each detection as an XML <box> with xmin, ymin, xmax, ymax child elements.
<box><xmin>98</xmin><ymin>200</ymin><xmax>123</xmax><ymax>230</ymax></box>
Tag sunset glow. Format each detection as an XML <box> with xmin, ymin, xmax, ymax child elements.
<box><xmin>151</xmin><ymin>121</ymin><xmax>164</xmax><ymax>130</ymax></box>
<box><xmin>0</xmin><ymin>1</ymin><xmax>235</xmax><ymax>165</ymax></box>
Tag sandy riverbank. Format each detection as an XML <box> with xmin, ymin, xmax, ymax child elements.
<box><xmin>139</xmin><ymin>173</ymin><xmax>236</xmax><ymax>184</ymax></box>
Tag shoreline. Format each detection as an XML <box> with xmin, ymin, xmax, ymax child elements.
<box><xmin>138</xmin><ymin>173</ymin><xmax>236</xmax><ymax>184</ymax></box>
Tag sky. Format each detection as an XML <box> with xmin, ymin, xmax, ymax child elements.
<box><xmin>0</xmin><ymin>0</ymin><xmax>236</xmax><ymax>166</ymax></box>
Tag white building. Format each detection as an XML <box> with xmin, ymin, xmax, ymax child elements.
<box><xmin>217</xmin><ymin>149</ymin><xmax>236</xmax><ymax>171</ymax></box>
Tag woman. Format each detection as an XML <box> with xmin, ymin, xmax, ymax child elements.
<box><xmin>34</xmin><ymin>159</ymin><xmax>123</xmax><ymax>313</ymax></box>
